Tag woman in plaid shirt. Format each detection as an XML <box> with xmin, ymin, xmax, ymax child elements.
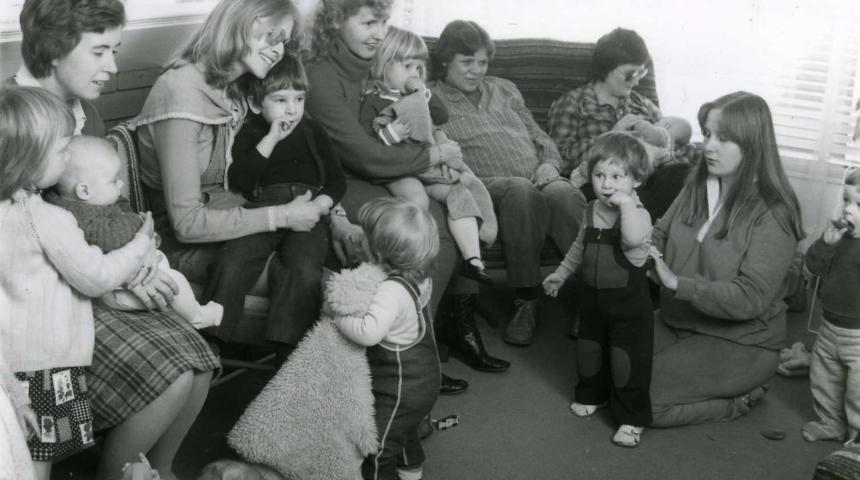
<box><xmin>547</xmin><ymin>28</ymin><xmax>695</xmax><ymax>222</ymax></box>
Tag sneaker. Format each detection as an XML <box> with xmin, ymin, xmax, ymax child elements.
<box><xmin>613</xmin><ymin>424</ymin><xmax>644</xmax><ymax>447</ymax></box>
<box><xmin>569</xmin><ymin>401</ymin><xmax>606</xmax><ymax>417</ymax></box>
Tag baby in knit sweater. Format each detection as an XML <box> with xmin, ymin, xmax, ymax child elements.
<box><xmin>47</xmin><ymin>136</ymin><xmax>222</xmax><ymax>330</ymax></box>
<box><xmin>802</xmin><ymin>169</ymin><xmax>860</xmax><ymax>444</ymax></box>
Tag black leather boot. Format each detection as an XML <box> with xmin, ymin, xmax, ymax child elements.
<box><xmin>449</xmin><ymin>294</ymin><xmax>510</xmax><ymax>372</ymax></box>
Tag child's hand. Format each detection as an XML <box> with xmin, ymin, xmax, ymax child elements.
<box><xmin>313</xmin><ymin>195</ymin><xmax>334</xmax><ymax>214</ymax></box>
<box><xmin>404</xmin><ymin>77</ymin><xmax>426</xmax><ymax>94</ymax></box>
<box><xmin>822</xmin><ymin>218</ymin><xmax>849</xmax><ymax>245</ymax></box>
<box><xmin>607</xmin><ymin>190</ymin><xmax>635</xmax><ymax>208</ymax></box>
<box><xmin>389</xmin><ymin>117</ymin><xmax>412</xmax><ymax>140</ymax></box>
<box><xmin>122</xmin><ymin>453</ymin><xmax>160</xmax><ymax>480</ymax></box>
<box><xmin>267</xmin><ymin>115</ymin><xmax>299</xmax><ymax>142</ymax></box>
<box><xmin>542</xmin><ymin>272</ymin><xmax>566</xmax><ymax>297</ymax></box>
<box><xmin>15</xmin><ymin>404</ymin><xmax>38</xmax><ymax>439</ymax></box>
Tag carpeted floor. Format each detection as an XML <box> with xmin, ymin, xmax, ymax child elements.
<box><xmin>54</xmin><ymin>281</ymin><xmax>841</xmax><ymax>480</ymax></box>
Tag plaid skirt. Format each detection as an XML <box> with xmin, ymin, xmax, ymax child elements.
<box><xmin>87</xmin><ymin>306</ymin><xmax>220</xmax><ymax>430</ymax></box>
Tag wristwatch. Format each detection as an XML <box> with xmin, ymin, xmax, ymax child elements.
<box><xmin>332</xmin><ymin>207</ymin><xmax>348</xmax><ymax>218</ymax></box>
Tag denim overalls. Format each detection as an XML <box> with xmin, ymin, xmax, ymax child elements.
<box><xmin>362</xmin><ymin>275</ymin><xmax>441</xmax><ymax>480</ymax></box>
<box><xmin>576</xmin><ymin>202</ymin><xmax>654</xmax><ymax>427</ymax></box>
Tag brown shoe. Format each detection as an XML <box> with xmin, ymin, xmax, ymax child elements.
<box><xmin>503</xmin><ymin>298</ymin><xmax>538</xmax><ymax>346</ymax></box>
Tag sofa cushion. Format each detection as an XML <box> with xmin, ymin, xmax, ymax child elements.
<box><xmin>425</xmin><ymin>37</ymin><xmax>658</xmax><ymax>131</ymax></box>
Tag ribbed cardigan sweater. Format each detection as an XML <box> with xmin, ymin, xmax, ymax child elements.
<box><xmin>0</xmin><ymin>192</ymin><xmax>149</xmax><ymax>372</ymax></box>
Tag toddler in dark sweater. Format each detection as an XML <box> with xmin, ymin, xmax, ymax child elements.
<box><xmin>47</xmin><ymin>135</ymin><xmax>222</xmax><ymax>329</ymax></box>
<box><xmin>202</xmin><ymin>54</ymin><xmax>346</xmax><ymax>349</ymax></box>
<box><xmin>803</xmin><ymin>168</ymin><xmax>860</xmax><ymax>443</ymax></box>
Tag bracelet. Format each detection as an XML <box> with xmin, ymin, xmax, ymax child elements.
<box><xmin>332</xmin><ymin>207</ymin><xmax>348</xmax><ymax>218</ymax></box>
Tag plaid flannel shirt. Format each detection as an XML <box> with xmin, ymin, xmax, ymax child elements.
<box><xmin>547</xmin><ymin>82</ymin><xmax>662</xmax><ymax>175</ymax></box>
<box><xmin>430</xmin><ymin>76</ymin><xmax>561</xmax><ymax>180</ymax></box>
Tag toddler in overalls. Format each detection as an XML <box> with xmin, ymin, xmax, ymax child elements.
<box><xmin>544</xmin><ymin>131</ymin><xmax>654</xmax><ymax>447</ymax></box>
<box><xmin>335</xmin><ymin>198</ymin><xmax>442</xmax><ymax>480</ymax></box>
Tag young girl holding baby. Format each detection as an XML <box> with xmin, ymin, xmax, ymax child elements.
<box><xmin>0</xmin><ymin>86</ymin><xmax>154</xmax><ymax>480</ymax></box>
<box><xmin>359</xmin><ymin>27</ymin><xmax>497</xmax><ymax>285</ymax></box>
<box><xmin>336</xmin><ymin>197</ymin><xmax>442</xmax><ymax>480</ymax></box>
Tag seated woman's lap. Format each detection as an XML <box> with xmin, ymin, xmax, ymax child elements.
<box><xmin>87</xmin><ymin>305</ymin><xmax>220</xmax><ymax>431</ymax></box>
<box><xmin>341</xmin><ymin>177</ymin><xmax>459</xmax><ymax>312</ymax></box>
<box><xmin>650</xmin><ymin>314</ymin><xmax>779</xmax><ymax>426</ymax></box>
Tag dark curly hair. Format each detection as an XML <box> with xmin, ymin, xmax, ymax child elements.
<box><xmin>429</xmin><ymin>20</ymin><xmax>494</xmax><ymax>81</ymax></box>
<box><xmin>590</xmin><ymin>27</ymin><xmax>650</xmax><ymax>82</ymax></box>
<box><xmin>585</xmin><ymin>131</ymin><xmax>652</xmax><ymax>183</ymax></box>
<box><xmin>20</xmin><ymin>0</ymin><xmax>126</xmax><ymax>78</ymax></box>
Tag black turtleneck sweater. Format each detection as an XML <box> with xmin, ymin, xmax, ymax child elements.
<box><xmin>229</xmin><ymin>114</ymin><xmax>346</xmax><ymax>203</ymax></box>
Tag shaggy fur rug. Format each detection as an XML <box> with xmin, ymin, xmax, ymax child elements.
<box><xmin>228</xmin><ymin>264</ymin><xmax>387</xmax><ymax>479</ymax></box>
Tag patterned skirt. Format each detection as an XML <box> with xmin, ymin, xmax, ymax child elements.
<box><xmin>87</xmin><ymin>306</ymin><xmax>220</xmax><ymax>430</ymax></box>
<box><xmin>14</xmin><ymin>366</ymin><xmax>94</xmax><ymax>461</ymax></box>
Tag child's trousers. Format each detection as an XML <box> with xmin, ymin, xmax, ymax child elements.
<box><xmin>363</xmin><ymin>276</ymin><xmax>441</xmax><ymax>480</ymax></box>
<box><xmin>809</xmin><ymin>319</ymin><xmax>860</xmax><ymax>441</ymax></box>
<box><xmin>575</xmin><ymin>281</ymin><xmax>653</xmax><ymax>427</ymax></box>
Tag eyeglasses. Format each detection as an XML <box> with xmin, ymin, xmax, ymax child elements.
<box><xmin>619</xmin><ymin>66</ymin><xmax>648</xmax><ymax>83</ymax></box>
<box><xmin>265</xmin><ymin>29</ymin><xmax>300</xmax><ymax>53</ymax></box>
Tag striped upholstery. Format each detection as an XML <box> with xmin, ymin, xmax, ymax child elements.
<box><xmin>425</xmin><ymin>37</ymin><xmax>659</xmax><ymax>131</ymax></box>
<box><xmin>814</xmin><ymin>443</ymin><xmax>860</xmax><ymax>479</ymax></box>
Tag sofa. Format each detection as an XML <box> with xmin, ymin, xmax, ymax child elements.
<box><xmin>107</xmin><ymin>37</ymin><xmax>662</xmax><ymax>344</ymax></box>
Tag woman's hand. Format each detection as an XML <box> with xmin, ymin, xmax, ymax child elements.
<box><xmin>282</xmin><ymin>191</ymin><xmax>323</xmax><ymax>231</ymax></box>
<box><xmin>434</xmin><ymin>141</ymin><xmax>467</xmax><ymax>171</ymax></box>
<box><xmin>128</xmin><ymin>269</ymin><xmax>179</xmax><ymax>311</ymax></box>
<box><xmin>330</xmin><ymin>214</ymin><xmax>372</xmax><ymax>267</ymax></box>
<box><xmin>651</xmin><ymin>254</ymin><xmax>679</xmax><ymax>291</ymax></box>
<box><xmin>532</xmin><ymin>163</ymin><xmax>560</xmax><ymax>189</ymax></box>
<box><xmin>15</xmin><ymin>404</ymin><xmax>38</xmax><ymax>439</ymax></box>
<box><xmin>612</xmin><ymin>113</ymin><xmax>642</xmax><ymax>132</ymax></box>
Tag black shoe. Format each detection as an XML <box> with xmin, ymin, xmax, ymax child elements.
<box><xmin>440</xmin><ymin>373</ymin><xmax>468</xmax><ymax>396</ymax></box>
<box><xmin>460</xmin><ymin>257</ymin><xmax>493</xmax><ymax>285</ymax></box>
<box><xmin>447</xmin><ymin>294</ymin><xmax>510</xmax><ymax>373</ymax></box>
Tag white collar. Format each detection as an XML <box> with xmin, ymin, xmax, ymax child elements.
<box><xmin>696</xmin><ymin>176</ymin><xmax>723</xmax><ymax>242</ymax></box>
<box><xmin>15</xmin><ymin>65</ymin><xmax>87</xmax><ymax>136</ymax></box>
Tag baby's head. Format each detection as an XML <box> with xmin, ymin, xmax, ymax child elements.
<box><xmin>586</xmin><ymin>131</ymin><xmax>651</xmax><ymax>205</ymax></box>
<box><xmin>245</xmin><ymin>54</ymin><xmax>307</xmax><ymax>127</ymax></box>
<box><xmin>197</xmin><ymin>459</ymin><xmax>284</xmax><ymax>480</ymax></box>
<box><xmin>56</xmin><ymin>135</ymin><xmax>124</xmax><ymax>206</ymax></box>
<box><xmin>369</xmin><ymin>27</ymin><xmax>428</xmax><ymax>93</ymax></box>
<box><xmin>654</xmin><ymin>116</ymin><xmax>692</xmax><ymax>145</ymax></box>
<box><xmin>358</xmin><ymin>197</ymin><xmax>439</xmax><ymax>283</ymax></box>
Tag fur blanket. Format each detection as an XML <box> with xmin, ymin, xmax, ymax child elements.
<box><xmin>228</xmin><ymin>263</ymin><xmax>387</xmax><ymax>480</ymax></box>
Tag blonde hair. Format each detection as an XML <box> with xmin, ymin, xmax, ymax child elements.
<box><xmin>0</xmin><ymin>86</ymin><xmax>74</xmax><ymax>199</ymax></box>
<box><xmin>55</xmin><ymin>135</ymin><xmax>117</xmax><ymax>198</ymax></box>
<box><xmin>358</xmin><ymin>197</ymin><xmax>439</xmax><ymax>284</ymax></box>
<box><xmin>306</xmin><ymin>0</ymin><xmax>393</xmax><ymax>62</ymax></box>
<box><xmin>365</xmin><ymin>27</ymin><xmax>428</xmax><ymax>95</ymax></box>
<box><xmin>168</xmin><ymin>0</ymin><xmax>297</xmax><ymax>95</ymax></box>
